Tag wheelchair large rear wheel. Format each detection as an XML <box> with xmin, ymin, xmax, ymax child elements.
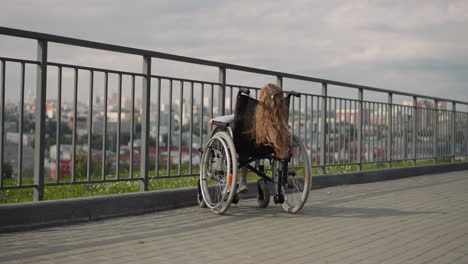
<box><xmin>278</xmin><ymin>135</ymin><xmax>312</xmax><ymax>214</ymax></box>
<box><xmin>200</xmin><ymin>131</ymin><xmax>238</xmax><ymax>214</ymax></box>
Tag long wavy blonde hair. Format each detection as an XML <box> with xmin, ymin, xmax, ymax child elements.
<box><xmin>250</xmin><ymin>83</ymin><xmax>290</xmax><ymax>159</ymax></box>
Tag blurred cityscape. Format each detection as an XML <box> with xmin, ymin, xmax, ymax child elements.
<box><xmin>4</xmin><ymin>86</ymin><xmax>466</xmax><ymax>180</ymax></box>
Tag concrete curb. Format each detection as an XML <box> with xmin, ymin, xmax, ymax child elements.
<box><xmin>1</xmin><ymin>162</ymin><xmax>467</xmax><ymax>232</ymax></box>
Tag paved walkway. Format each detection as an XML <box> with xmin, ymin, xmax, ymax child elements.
<box><xmin>1</xmin><ymin>170</ymin><xmax>468</xmax><ymax>264</ymax></box>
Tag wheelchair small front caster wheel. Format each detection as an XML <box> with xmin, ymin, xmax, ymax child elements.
<box><xmin>256</xmin><ymin>180</ymin><xmax>270</xmax><ymax>208</ymax></box>
<box><xmin>274</xmin><ymin>194</ymin><xmax>284</xmax><ymax>204</ymax></box>
<box><xmin>232</xmin><ymin>194</ymin><xmax>240</xmax><ymax>204</ymax></box>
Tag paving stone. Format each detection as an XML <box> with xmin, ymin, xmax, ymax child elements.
<box><xmin>1</xmin><ymin>170</ymin><xmax>468</xmax><ymax>264</ymax></box>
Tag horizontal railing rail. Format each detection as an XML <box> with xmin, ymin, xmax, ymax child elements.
<box><xmin>0</xmin><ymin>26</ymin><xmax>467</xmax><ymax>202</ymax></box>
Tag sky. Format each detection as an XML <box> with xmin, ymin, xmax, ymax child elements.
<box><xmin>1</xmin><ymin>0</ymin><xmax>467</xmax><ymax>109</ymax></box>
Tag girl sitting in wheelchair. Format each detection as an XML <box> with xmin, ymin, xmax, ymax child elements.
<box><xmin>199</xmin><ymin>83</ymin><xmax>311</xmax><ymax>214</ymax></box>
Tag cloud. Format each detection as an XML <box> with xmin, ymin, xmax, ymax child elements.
<box><xmin>0</xmin><ymin>0</ymin><xmax>467</xmax><ymax>104</ymax></box>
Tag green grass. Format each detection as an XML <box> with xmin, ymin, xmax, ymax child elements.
<box><xmin>0</xmin><ymin>158</ymin><xmax>465</xmax><ymax>204</ymax></box>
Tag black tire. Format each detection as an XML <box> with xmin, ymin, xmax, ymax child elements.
<box><xmin>257</xmin><ymin>180</ymin><xmax>270</xmax><ymax>208</ymax></box>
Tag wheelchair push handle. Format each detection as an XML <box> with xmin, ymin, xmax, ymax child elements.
<box><xmin>285</xmin><ymin>91</ymin><xmax>300</xmax><ymax>98</ymax></box>
<box><xmin>239</xmin><ymin>88</ymin><xmax>250</xmax><ymax>95</ymax></box>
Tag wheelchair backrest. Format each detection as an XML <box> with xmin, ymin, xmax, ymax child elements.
<box><xmin>232</xmin><ymin>90</ymin><xmax>292</xmax><ymax>161</ymax></box>
<box><xmin>232</xmin><ymin>93</ymin><xmax>258</xmax><ymax>161</ymax></box>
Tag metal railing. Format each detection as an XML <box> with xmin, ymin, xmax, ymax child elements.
<box><xmin>1</xmin><ymin>26</ymin><xmax>467</xmax><ymax>201</ymax></box>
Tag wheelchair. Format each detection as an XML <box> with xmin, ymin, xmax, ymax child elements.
<box><xmin>197</xmin><ymin>88</ymin><xmax>312</xmax><ymax>215</ymax></box>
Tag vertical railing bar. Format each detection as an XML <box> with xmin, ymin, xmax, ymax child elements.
<box><xmin>372</xmin><ymin>102</ymin><xmax>376</xmax><ymax>163</ymax></box>
<box><xmin>310</xmin><ymin>96</ymin><xmax>314</xmax><ymax>165</ymax></box>
<box><xmin>33</xmin><ymin>40</ymin><xmax>47</xmax><ymax>201</ymax></box>
<box><xmin>291</xmin><ymin>97</ymin><xmax>295</xmax><ymax>140</ymax></box>
<box><xmin>417</xmin><ymin>105</ymin><xmax>420</xmax><ymax>160</ymax></box>
<box><xmin>328</xmin><ymin>97</ymin><xmax>332</xmax><ymax>166</ymax></box>
<box><xmin>339</xmin><ymin>99</ymin><xmax>345</xmax><ymax>165</ymax></box>
<box><xmin>444</xmin><ymin>109</ymin><xmax>447</xmax><ymax>158</ymax></box>
<box><xmin>140</xmin><ymin>56</ymin><xmax>151</xmax><ymax>191</ymax></box>
<box><xmin>155</xmin><ymin>78</ymin><xmax>161</xmax><ymax>177</ymax></box>
<box><xmin>441</xmin><ymin>110</ymin><xmax>444</xmax><ymax>158</ymax></box>
<box><xmin>407</xmin><ymin>105</ymin><xmax>410</xmax><ymax>161</ymax></box>
<box><xmin>465</xmin><ymin>112</ymin><xmax>468</xmax><ymax>159</ymax></box>
<box><xmin>456</xmin><ymin>111</ymin><xmax>459</xmax><ymax>157</ymax></box>
<box><xmin>444</xmin><ymin>110</ymin><xmax>447</xmax><ymax>157</ymax></box>
<box><xmin>344</xmin><ymin>99</ymin><xmax>348</xmax><ymax>164</ymax></box>
<box><xmin>18</xmin><ymin>62</ymin><xmax>25</xmax><ymax>185</ymax></box>
<box><xmin>320</xmin><ymin>84</ymin><xmax>327</xmax><ymax>172</ymax></box>
<box><xmin>369</xmin><ymin>102</ymin><xmax>372</xmax><ymax>163</ymax></box>
<box><xmin>327</xmin><ymin>97</ymin><xmax>331</xmax><ymax>167</ymax></box>
<box><xmin>167</xmin><ymin>80</ymin><xmax>173</xmax><ymax>177</ymax></box>
<box><xmin>189</xmin><ymin>81</ymin><xmax>193</xmax><ymax>175</ymax></box>
<box><xmin>333</xmin><ymin>98</ymin><xmax>337</xmax><ymax>165</ymax></box>
<box><xmin>209</xmin><ymin>84</ymin><xmax>214</xmax><ymax>136</ymax></box>
<box><xmin>357</xmin><ymin>89</ymin><xmax>363</xmax><ymax>170</ymax></box>
<box><xmin>379</xmin><ymin>103</ymin><xmax>383</xmax><ymax>162</ymax></box>
<box><xmin>178</xmin><ymin>81</ymin><xmax>183</xmax><ymax>176</ymax></box>
<box><xmin>130</xmin><ymin>75</ymin><xmax>135</xmax><ymax>178</ymax></box>
<box><xmin>116</xmin><ymin>73</ymin><xmax>122</xmax><ymax>179</ymax></box>
<box><xmin>451</xmin><ymin>102</ymin><xmax>456</xmax><ymax>162</ymax></box>
<box><xmin>56</xmin><ymin>66</ymin><xmax>62</xmax><ymax>184</ymax></box>
<box><xmin>320</xmin><ymin>84</ymin><xmax>327</xmax><ymax>173</ymax></box>
<box><xmin>387</xmin><ymin>102</ymin><xmax>397</xmax><ymax>162</ymax></box>
<box><xmin>412</xmin><ymin>96</ymin><xmax>417</xmax><ymax>165</ymax></box>
<box><xmin>366</xmin><ymin>102</ymin><xmax>369</xmax><ymax>163</ymax></box>
<box><xmin>397</xmin><ymin>105</ymin><xmax>400</xmax><ymax>160</ymax></box>
<box><xmin>396</xmin><ymin>104</ymin><xmax>399</xmax><ymax>161</ymax></box>
<box><xmin>352</xmin><ymin>100</ymin><xmax>355</xmax><ymax>164</ymax></box>
<box><xmin>305</xmin><ymin>95</ymin><xmax>308</xmax><ymax>150</ymax></box>
<box><xmin>366</xmin><ymin>102</ymin><xmax>375</xmax><ymax>162</ymax></box>
<box><xmin>378</xmin><ymin>102</ymin><xmax>381</xmax><ymax>162</ymax></box>
<box><xmin>402</xmin><ymin>105</ymin><xmax>406</xmax><ymax>161</ymax></box>
<box><xmin>372</xmin><ymin>102</ymin><xmax>375</xmax><ymax>162</ymax></box>
<box><xmin>446</xmin><ymin>110</ymin><xmax>449</xmax><ymax>158</ymax></box>
<box><xmin>0</xmin><ymin>60</ymin><xmax>4</xmax><ymax>187</ymax></box>
<box><xmin>399</xmin><ymin>106</ymin><xmax>406</xmax><ymax>160</ymax></box>
<box><xmin>86</xmin><ymin>70</ymin><xmax>94</xmax><ymax>181</ymax></box>
<box><xmin>71</xmin><ymin>67</ymin><xmax>78</xmax><ymax>183</ymax></box>
<box><xmin>376</xmin><ymin>103</ymin><xmax>379</xmax><ymax>162</ymax></box>
<box><xmin>200</xmin><ymin>83</ymin><xmax>204</xmax><ymax>167</ymax></box>
<box><xmin>315</xmin><ymin>96</ymin><xmax>319</xmax><ymax>165</ymax></box>
<box><xmin>102</xmin><ymin>72</ymin><xmax>108</xmax><ymax>180</ymax></box>
<box><xmin>403</xmin><ymin>105</ymin><xmax>407</xmax><ymax>161</ymax></box>
<box><xmin>298</xmin><ymin>95</ymin><xmax>302</xmax><ymax>141</ymax></box>
<box><xmin>230</xmin><ymin>85</ymin><xmax>233</xmax><ymax>114</ymax></box>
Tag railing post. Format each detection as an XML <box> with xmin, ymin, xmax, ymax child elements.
<box><xmin>140</xmin><ymin>55</ymin><xmax>151</xmax><ymax>191</ymax></box>
<box><xmin>387</xmin><ymin>93</ymin><xmax>393</xmax><ymax>168</ymax></box>
<box><xmin>320</xmin><ymin>83</ymin><xmax>327</xmax><ymax>174</ymax></box>
<box><xmin>357</xmin><ymin>88</ymin><xmax>363</xmax><ymax>171</ymax></box>
<box><xmin>433</xmin><ymin>100</ymin><xmax>438</xmax><ymax>164</ymax></box>
<box><xmin>412</xmin><ymin>96</ymin><xmax>417</xmax><ymax>166</ymax></box>
<box><xmin>465</xmin><ymin>110</ymin><xmax>468</xmax><ymax>161</ymax></box>
<box><xmin>451</xmin><ymin>102</ymin><xmax>456</xmax><ymax>162</ymax></box>
<box><xmin>218</xmin><ymin>67</ymin><xmax>226</xmax><ymax>116</ymax></box>
<box><xmin>0</xmin><ymin>60</ymin><xmax>5</xmax><ymax>187</ymax></box>
<box><xmin>277</xmin><ymin>76</ymin><xmax>283</xmax><ymax>89</ymax></box>
<box><xmin>33</xmin><ymin>40</ymin><xmax>48</xmax><ymax>201</ymax></box>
